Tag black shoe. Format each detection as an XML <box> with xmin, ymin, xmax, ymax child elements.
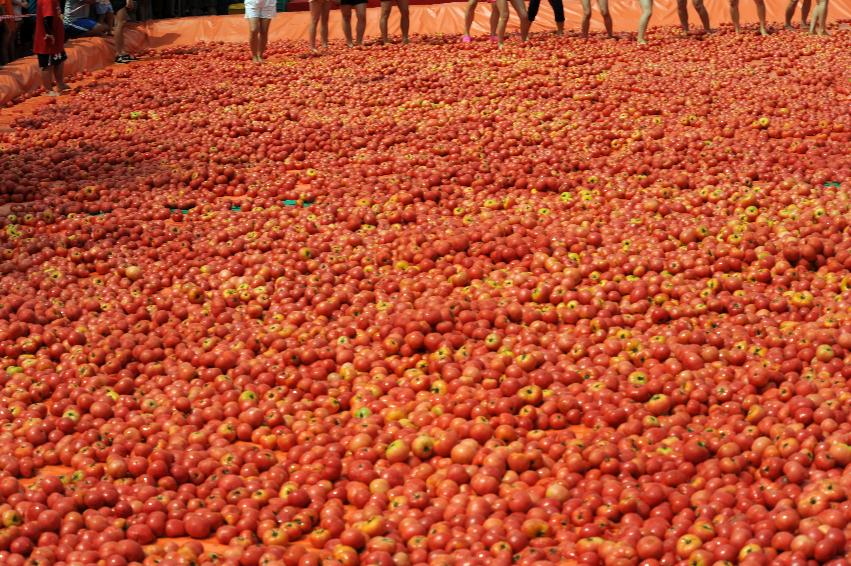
<box><xmin>115</xmin><ymin>54</ymin><xmax>130</xmax><ymax>64</ymax></box>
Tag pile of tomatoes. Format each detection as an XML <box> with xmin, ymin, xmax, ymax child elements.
<box><xmin>0</xmin><ymin>25</ymin><xmax>850</xmax><ymax>566</ymax></box>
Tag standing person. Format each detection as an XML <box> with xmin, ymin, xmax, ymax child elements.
<box><xmin>784</xmin><ymin>0</ymin><xmax>810</xmax><ymax>28</ymax></box>
<box><xmin>308</xmin><ymin>0</ymin><xmax>329</xmax><ymax>52</ymax></box>
<box><xmin>379</xmin><ymin>0</ymin><xmax>408</xmax><ymax>44</ymax></box>
<box><xmin>730</xmin><ymin>0</ymin><xmax>768</xmax><ymax>35</ymax></box>
<box><xmin>579</xmin><ymin>0</ymin><xmax>612</xmax><ymax>38</ymax></box>
<box><xmin>340</xmin><ymin>0</ymin><xmax>366</xmax><ymax>47</ymax></box>
<box><xmin>527</xmin><ymin>0</ymin><xmax>564</xmax><ymax>35</ymax></box>
<box><xmin>112</xmin><ymin>0</ymin><xmax>137</xmax><ymax>63</ymax></box>
<box><xmin>245</xmin><ymin>0</ymin><xmax>274</xmax><ymax>61</ymax></box>
<box><xmin>94</xmin><ymin>0</ymin><xmax>114</xmax><ymax>34</ymax></box>
<box><xmin>637</xmin><ymin>0</ymin><xmax>651</xmax><ymax>43</ymax></box>
<box><xmin>676</xmin><ymin>0</ymin><xmax>711</xmax><ymax>35</ymax></box>
<box><xmin>34</xmin><ymin>0</ymin><xmax>68</xmax><ymax>95</ymax></box>
<box><xmin>808</xmin><ymin>0</ymin><xmax>826</xmax><ymax>34</ymax></box>
<box><xmin>461</xmin><ymin>0</ymin><xmax>499</xmax><ymax>42</ymax></box>
<box><xmin>493</xmin><ymin>0</ymin><xmax>529</xmax><ymax>47</ymax></box>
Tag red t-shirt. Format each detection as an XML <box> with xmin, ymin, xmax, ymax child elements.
<box><xmin>34</xmin><ymin>0</ymin><xmax>64</xmax><ymax>55</ymax></box>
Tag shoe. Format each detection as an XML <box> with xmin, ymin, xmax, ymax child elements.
<box><xmin>125</xmin><ymin>54</ymin><xmax>140</xmax><ymax>61</ymax></box>
<box><xmin>115</xmin><ymin>54</ymin><xmax>130</xmax><ymax>64</ymax></box>
<box><xmin>461</xmin><ymin>34</ymin><xmax>472</xmax><ymax>43</ymax></box>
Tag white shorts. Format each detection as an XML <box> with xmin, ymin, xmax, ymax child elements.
<box><xmin>245</xmin><ymin>0</ymin><xmax>276</xmax><ymax>18</ymax></box>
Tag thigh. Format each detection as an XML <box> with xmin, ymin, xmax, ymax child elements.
<box><xmin>396</xmin><ymin>0</ymin><xmax>408</xmax><ymax>11</ymax></box>
<box><xmin>597</xmin><ymin>0</ymin><xmax>608</xmax><ymax>10</ymax></box>
<box><xmin>340</xmin><ymin>3</ymin><xmax>351</xmax><ymax>15</ymax></box>
<box><xmin>355</xmin><ymin>2</ymin><xmax>367</xmax><ymax>16</ymax></box>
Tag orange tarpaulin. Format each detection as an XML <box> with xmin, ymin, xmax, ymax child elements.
<box><xmin>1</xmin><ymin>0</ymin><xmax>849</xmax><ymax>106</ymax></box>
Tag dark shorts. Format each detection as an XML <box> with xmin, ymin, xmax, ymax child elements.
<box><xmin>38</xmin><ymin>51</ymin><xmax>68</xmax><ymax>69</ymax></box>
<box><xmin>111</xmin><ymin>0</ymin><xmax>127</xmax><ymax>12</ymax></box>
<box><xmin>340</xmin><ymin>0</ymin><xmax>366</xmax><ymax>5</ymax></box>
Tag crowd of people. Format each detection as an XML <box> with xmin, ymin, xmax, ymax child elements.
<box><xmin>248</xmin><ymin>0</ymin><xmax>830</xmax><ymax>55</ymax></box>
<box><xmin>1</xmin><ymin>0</ymin><xmax>229</xmax><ymax>66</ymax></box>
<box><xmin>4</xmin><ymin>0</ymin><xmax>832</xmax><ymax>95</ymax></box>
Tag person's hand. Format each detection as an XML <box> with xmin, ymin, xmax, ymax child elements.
<box><xmin>44</xmin><ymin>33</ymin><xmax>54</xmax><ymax>43</ymax></box>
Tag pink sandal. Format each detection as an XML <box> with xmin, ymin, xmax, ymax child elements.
<box><xmin>462</xmin><ymin>35</ymin><xmax>472</xmax><ymax>42</ymax></box>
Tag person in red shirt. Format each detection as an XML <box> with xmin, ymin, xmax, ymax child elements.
<box><xmin>34</xmin><ymin>0</ymin><xmax>68</xmax><ymax>96</ymax></box>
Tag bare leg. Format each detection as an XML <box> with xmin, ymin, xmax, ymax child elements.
<box><xmin>114</xmin><ymin>8</ymin><xmax>128</xmax><ymax>56</ymax></box>
<box><xmin>41</xmin><ymin>66</ymin><xmax>56</xmax><ymax>94</ymax></box>
<box><xmin>580</xmin><ymin>0</ymin><xmax>592</xmax><ymax>37</ymax></box>
<box><xmin>320</xmin><ymin>0</ymin><xmax>329</xmax><ymax>47</ymax></box>
<box><xmin>785</xmin><ymin>0</ymin><xmax>798</xmax><ymax>28</ymax></box>
<box><xmin>355</xmin><ymin>3</ymin><xmax>366</xmax><ymax>45</ymax></box>
<box><xmin>463</xmin><ymin>0</ymin><xmax>478</xmax><ymax>37</ymax></box>
<box><xmin>248</xmin><ymin>18</ymin><xmax>261</xmax><ymax>60</ymax></box>
<box><xmin>341</xmin><ymin>4</ymin><xmax>354</xmax><ymax>46</ymax></box>
<box><xmin>755</xmin><ymin>0</ymin><xmax>768</xmax><ymax>34</ymax></box>
<box><xmin>598</xmin><ymin>0</ymin><xmax>613</xmax><ymax>36</ymax></box>
<box><xmin>260</xmin><ymin>18</ymin><xmax>271</xmax><ymax>58</ymax></box>
<box><xmin>379</xmin><ymin>0</ymin><xmax>391</xmax><ymax>43</ymax></box>
<box><xmin>676</xmin><ymin>0</ymin><xmax>689</xmax><ymax>33</ymax></box>
<box><xmin>693</xmin><ymin>0</ymin><xmax>711</xmax><ymax>31</ymax></box>
<box><xmin>801</xmin><ymin>0</ymin><xmax>811</xmax><ymax>26</ymax></box>
<box><xmin>496</xmin><ymin>0</ymin><xmax>509</xmax><ymax>46</ymax></box>
<box><xmin>730</xmin><ymin>0</ymin><xmax>740</xmax><ymax>33</ymax></box>
<box><xmin>638</xmin><ymin>0</ymin><xmax>652</xmax><ymax>43</ymax></box>
<box><xmin>809</xmin><ymin>0</ymin><xmax>827</xmax><ymax>34</ymax></box>
<box><xmin>509</xmin><ymin>0</ymin><xmax>529</xmax><ymax>41</ymax></box>
<box><xmin>54</xmin><ymin>63</ymin><xmax>68</xmax><ymax>91</ymax></box>
<box><xmin>309</xmin><ymin>0</ymin><xmax>322</xmax><ymax>51</ymax></box>
<box><xmin>398</xmin><ymin>0</ymin><xmax>409</xmax><ymax>42</ymax></box>
<box><xmin>489</xmin><ymin>2</ymin><xmax>499</xmax><ymax>35</ymax></box>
